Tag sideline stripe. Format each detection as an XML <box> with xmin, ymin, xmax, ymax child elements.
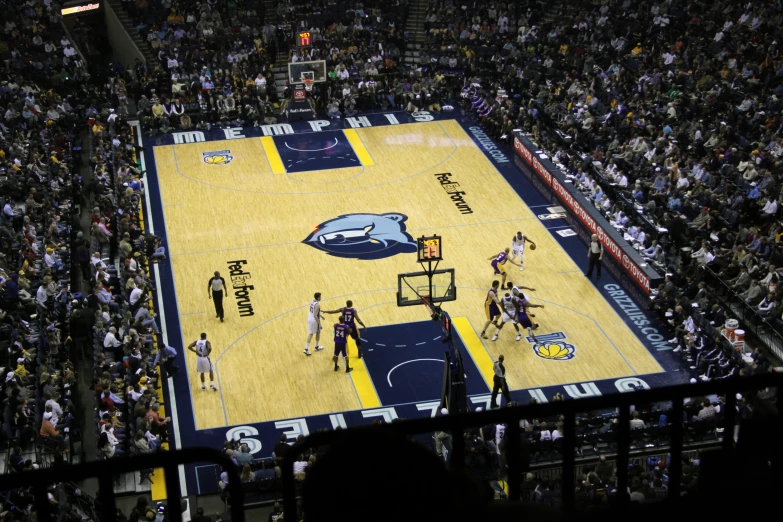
<box><xmin>133</xmin><ymin>123</ymin><xmax>188</xmax><ymax>497</ymax></box>
<box><xmin>343</xmin><ymin>129</ymin><xmax>375</xmax><ymax>166</ymax></box>
<box><xmin>133</xmin><ymin>132</ymin><xmax>169</xmax><ymax>500</ymax></box>
<box><xmin>260</xmin><ymin>136</ymin><xmax>286</xmax><ymax>174</ymax></box>
<box><xmin>452</xmin><ymin>317</ymin><xmax>495</xmax><ymax>388</ymax></box>
<box><xmin>346</xmin><ymin>337</ymin><xmax>381</xmax><ymax>408</ymax></box>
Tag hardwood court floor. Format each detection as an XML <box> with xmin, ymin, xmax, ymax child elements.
<box><xmin>151</xmin><ymin>120</ymin><xmax>662</xmax><ymax>430</ymax></box>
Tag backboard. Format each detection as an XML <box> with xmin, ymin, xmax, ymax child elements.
<box><xmin>397</xmin><ymin>268</ymin><xmax>456</xmax><ymax>307</ymax></box>
<box><xmin>288</xmin><ymin>60</ymin><xmax>327</xmax><ymax>85</ymax></box>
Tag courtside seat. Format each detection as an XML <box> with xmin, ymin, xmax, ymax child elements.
<box><xmin>241</xmin><ymin>480</ymin><xmax>259</xmax><ymax>498</ymax></box>
<box><xmin>687</xmin><ymin>419</ymin><xmax>717</xmax><ymax>442</ymax></box>
<box><xmin>629</xmin><ymin>427</ymin><xmax>645</xmax><ymax>449</ymax></box>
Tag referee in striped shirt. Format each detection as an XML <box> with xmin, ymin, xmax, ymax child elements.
<box><xmin>208</xmin><ymin>271</ymin><xmax>228</xmax><ymax>322</ymax></box>
<box><xmin>490</xmin><ymin>354</ymin><xmax>511</xmax><ymax>409</ymax></box>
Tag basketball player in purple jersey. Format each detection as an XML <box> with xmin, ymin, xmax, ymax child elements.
<box><xmin>507</xmin><ymin>282</ymin><xmax>537</xmax><ymax>317</ymax></box>
<box><xmin>493</xmin><ymin>293</ymin><xmax>544</xmax><ymax>342</ymax></box>
<box><xmin>516</xmin><ymin>296</ymin><xmax>543</xmax><ymax>342</ymax></box>
<box><xmin>332</xmin><ymin>316</ymin><xmax>353</xmax><ymax>373</ymax></box>
<box><xmin>480</xmin><ymin>280</ymin><xmax>502</xmax><ymax>339</ymax></box>
<box><xmin>324</xmin><ymin>300</ymin><xmax>367</xmax><ymax>358</ymax></box>
<box><xmin>488</xmin><ymin>247</ymin><xmax>519</xmax><ymax>287</ymax></box>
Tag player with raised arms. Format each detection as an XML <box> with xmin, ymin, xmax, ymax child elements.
<box><xmin>324</xmin><ymin>300</ymin><xmax>367</xmax><ymax>358</ymax></box>
<box><xmin>510</xmin><ymin>231</ymin><xmax>536</xmax><ymax>271</ymax></box>
<box><xmin>488</xmin><ymin>247</ymin><xmax>519</xmax><ymax>287</ymax></box>
<box><xmin>304</xmin><ymin>292</ymin><xmax>326</xmax><ymax>356</ymax></box>
<box><xmin>480</xmin><ymin>280</ymin><xmax>503</xmax><ymax>339</ymax></box>
<box><xmin>332</xmin><ymin>316</ymin><xmax>353</xmax><ymax>373</ymax></box>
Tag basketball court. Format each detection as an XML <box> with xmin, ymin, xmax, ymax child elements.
<box><xmin>138</xmin><ymin>109</ymin><xmax>687</xmax><ymax>493</ymax></box>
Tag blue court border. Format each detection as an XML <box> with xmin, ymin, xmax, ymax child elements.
<box><xmin>137</xmin><ymin>109</ymin><xmax>689</xmax><ymax>495</ymax></box>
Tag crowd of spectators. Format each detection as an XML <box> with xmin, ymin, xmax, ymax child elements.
<box><xmin>0</xmin><ymin>0</ymin><xmax>119</xmax><ymax>518</ymax></box>
<box><xmin>123</xmin><ymin>0</ymin><xmax>279</xmax><ymax>130</ymax></box>
<box><xmin>217</xmin><ymin>433</ymin><xmax>312</xmax><ymax>501</ymax></box>
<box><xmin>0</xmin><ymin>1</ymin><xmax>175</xmax><ymax>518</ymax></box>
<box><xmin>415</xmin><ymin>0</ymin><xmax>783</xmax><ymax>380</ymax></box>
<box><xmin>117</xmin><ymin>0</ymin><xmax>423</xmax><ymax>130</ymax></box>
<box><xmin>1</xmin><ymin>0</ymin><xmax>780</xmax><ymax>517</ymax></box>
<box><xmin>439</xmin><ymin>386</ymin><xmax>778</xmax><ymax>506</ymax></box>
<box><xmin>0</xmin><ymin>0</ymin><xmax>87</xmax><ymax>465</ymax></box>
<box><xmin>77</xmin><ymin>107</ymin><xmax>173</xmax><ymax>463</ymax></box>
<box><xmin>396</xmin><ymin>0</ymin><xmax>783</xmax><ymax>504</ymax></box>
<box><xmin>272</xmin><ymin>0</ymin><xmax>413</xmax><ymax>118</ymax></box>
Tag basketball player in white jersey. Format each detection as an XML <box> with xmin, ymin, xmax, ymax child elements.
<box><xmin>187</xmin><ymin>332</ymin><xmax>217</xmax><ymax>391</ymax></box>
<box><xmin>492</xmin><ymin>293</ymin><xmax>523</xmax><ymax>342</ymax></box>
<box><xmin>506</xmin><ymin>282</ymin><xmax>537</xmax><ymax>317</ymax></box>
<box><xmin>304</xmin><ymin>292</ymin><xmax>326</xmax><ymax>356</ymax></box>
<box><xmin>510</xmin><ymin>231</ymin><xmax>536</xmax><ymax>271</ymax></box>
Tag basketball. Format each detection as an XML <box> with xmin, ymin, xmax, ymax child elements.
<box><xmin>530</xmin><ymin>244</ymin><xmax>536</xmax><ymax>251</ymax></box>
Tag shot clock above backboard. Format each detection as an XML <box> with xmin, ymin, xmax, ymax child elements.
<box><xmin>297</xmin><ymin>31</ymin><xmax>312</xmax><ymax>48</ymax></box>
<box><xmin>417</xmin><ymin>235</ymin><xmax>443</xmax><ymax>263</ymax></box>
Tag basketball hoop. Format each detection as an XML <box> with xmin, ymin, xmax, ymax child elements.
<box><xmin>301</xmin><ymin>71</ymin><xmax>315</xmax><ymax>92</ymax></box>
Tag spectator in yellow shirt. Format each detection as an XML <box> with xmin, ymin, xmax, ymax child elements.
<box><xmin>151</xmin><ymin>100</ymin><xmax>165</xmax><ymax>121</ymax></box>
<box><xmin>15</xmin><ymin>361</ymin><xmax>30</xmax><ymax>379</ymax></box>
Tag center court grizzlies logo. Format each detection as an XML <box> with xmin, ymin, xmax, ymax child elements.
<box><xmin>303</xmin><ymin>213</ymin><xmax>418</xmax><ymax>260</ymax></box>
<box><xmin>525</xmin><ymin>332</ymin><xmax>576</xmax><ymax>361</ymax></box>
<box><xmin>202</xmin><ymin>150</ymin><xmax>234</xmax><ymax>165</ymax></box>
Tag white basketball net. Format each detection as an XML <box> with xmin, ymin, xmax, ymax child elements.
<box><xmin>301</xmin><ymin>72</ymin><xmax>315</xmax><ymax>92</ymax></box>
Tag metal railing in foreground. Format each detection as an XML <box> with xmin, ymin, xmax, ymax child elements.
<box><xmin>704</xmin><ymin>265</ymin><xmax>783</xmax><ymax>362</ymax></box>
<box><xmin>282</xmin><ymin>373</ymin><xmax>783</xmax><ymax>519</ymax></box>
<box><xmin>0</xmin><ymin>376</ymin><xmax>778</xmax><ymax>522</ymax></box>
<box><xmin>0</xmin><ymin>448</ymin><xmax>244</xmax><ymax>522</ymax></box>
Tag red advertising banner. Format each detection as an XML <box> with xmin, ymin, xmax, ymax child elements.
<box><xmin>513</xmin><ymin>135</ymin><xmax>654</xmax><ymax>294</ymax></box>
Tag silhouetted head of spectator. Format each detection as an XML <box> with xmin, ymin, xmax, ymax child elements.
<box><xmin>303</xmin><ymin>430</ymin><xmax>490</xmax><ymax>522</ymax></box>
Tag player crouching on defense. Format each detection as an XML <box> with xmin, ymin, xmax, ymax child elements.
<box><xmin>488</xmin><ymin>248</ymin><xmax>520</xmax><ymax>288</ymax></box>
<box><xmin>492</xmin><ymin>292</ymin><xmax>544</xmax><ymax>342</ymax></box>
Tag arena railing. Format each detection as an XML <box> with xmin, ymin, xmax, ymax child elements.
<box><xmin>529</xmin><ymin>448</ymin><xmax>707</xmax><ymax>484</ymax></box>
<box><xmin>0</xmin><ymin>379</ymin><xmax>778</xmax><ymax>521</ymax></box>
<box><xmin>281</xmin><ymin>372</ymin><xmax>783</xmax><ymax>519</ymax></box>
<box><xmin>0</xmin><ymin>448</ymin><xmax>244</xmax><ymax>522</ymax></box>
<box><xmin>703</xmin><ymin>265</ymin><xmax>783</xmax><ymax>362</ymax></box>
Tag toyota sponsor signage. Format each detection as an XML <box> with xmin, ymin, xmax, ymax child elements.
<box><xmin>513</xmin><ymin>132</ymin><xmax>661</xmax><ymax>294</ymax></box>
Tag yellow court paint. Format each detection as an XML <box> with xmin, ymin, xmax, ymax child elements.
<box><xmin>150</xmin><ymin>464</ymin><xmax>167</xmax><ymax>500</ymax></box>
<box><xmin>152</xmin><ymin>121</ymin><xmax>662</xmax><ymax>429</ymax></box>
<box><xmin>347</xmin><ymin>337</ymin><xmax>381</xmax><ymax>409</ymax></box>
<box><xmin>260</xmin><ymin>136</ymin><xmax>286</xmax><ymax>174</ymax></box>
<box><xmin>452</xmin><ymin>317</ymin><xmax>495</xmax><ymax>388</ymax></box>
<box><xmin>150</xmin><ymin>395</ymin><xmax>168</xmax><ymax>499</ymax></box>
<box><xmin>342</xmin><ymin>129</ymin><xmax>375</xmax><ymax>165</ymax></box>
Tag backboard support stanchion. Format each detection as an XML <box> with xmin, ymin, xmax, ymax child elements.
<box><xmin>396</xmin><ymin>234</ymin><xmax>466</xmax><ymax>414</ymax></box>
